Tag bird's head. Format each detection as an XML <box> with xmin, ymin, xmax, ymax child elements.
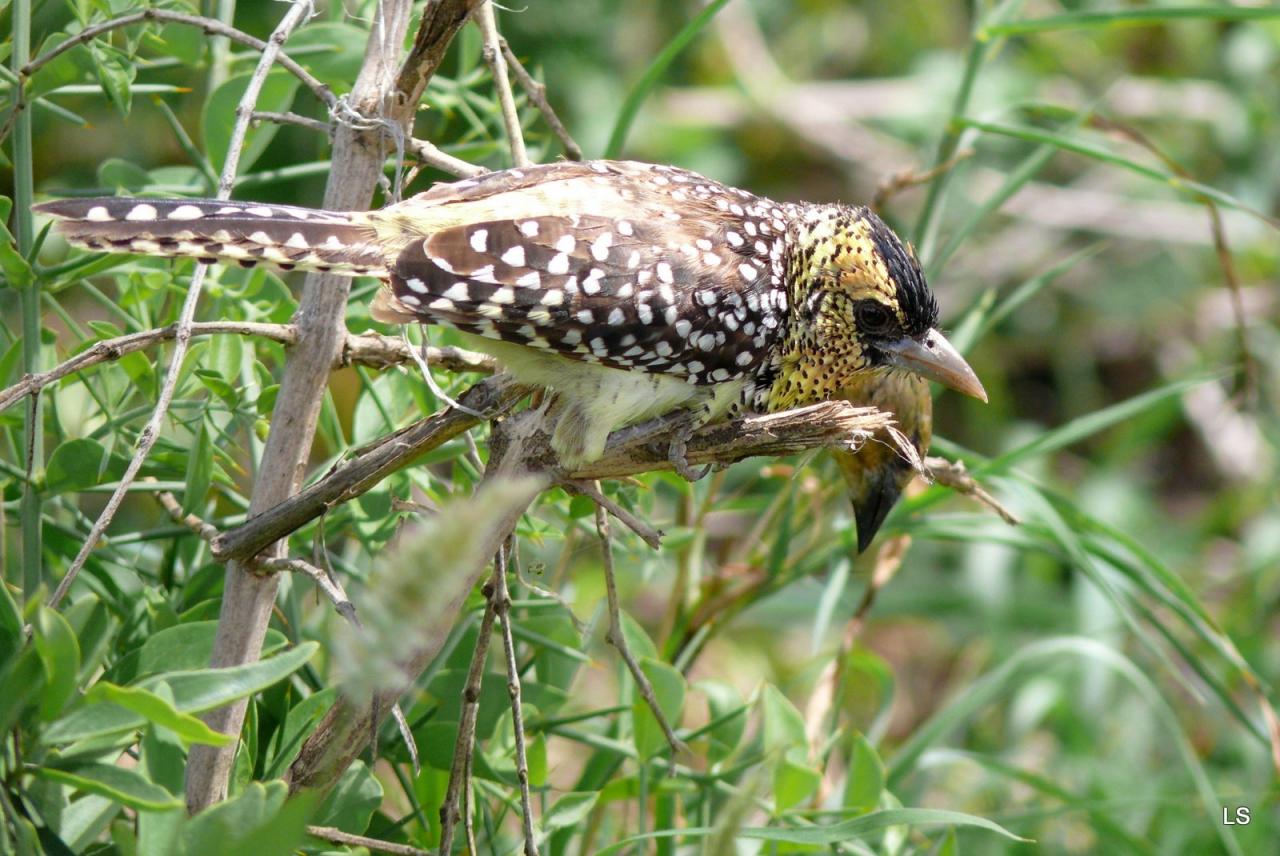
<box><xmin>787</xmin><ymin>205</ymin><xmax>987</xmax><ymax>403</ymax></box>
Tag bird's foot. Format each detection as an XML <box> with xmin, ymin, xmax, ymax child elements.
<box><xmin>668</xmin><ymin>418</ymin><xmax>711</xmax><ymax>482</ymax></box>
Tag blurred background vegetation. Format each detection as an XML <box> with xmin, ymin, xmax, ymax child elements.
<box><xmin>2</xmin><ymin>0</ymin><xmax>1278</xmax><ymax>853</ymax></box>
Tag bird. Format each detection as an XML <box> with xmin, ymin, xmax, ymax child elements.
<box><xmin>35</xmin><ymin>159</ymin><xmax>985</xmax><ymax>478</ymax></box>
<box><xmin>830</xmin><ymin>371</ymin><xmax>931</xmax><ymax>553</ymax></box>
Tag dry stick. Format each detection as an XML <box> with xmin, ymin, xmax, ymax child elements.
<box><xmin>475</xmin><ymin>2</ymin><xmax>530</xmax><ymax>168</ymax></box>
<box><xmin>492</xmin><ymin>541</ymin><xmax>541</xmax><ymax>856</ymax></box>
<box><xmin>211</xmin><ymin>375</ymin><xmax>530</xmax><ymax>562</ymax></box>
<box><xmin>595</xmin><ymin>497</ymin><xmax>689</xmax><ymax>758</ymax></box>
<box><xmin>286</xmin><ymin>411</ymin><xmax>547</xmax><ymax>796</ymax></box>
<box><xmin>186</xmin><ymin>0</ymin><xmax>418</xmax><ymax>814</ymax></box>
<box><xmin>391</xmin><ymin>0</ymin><xmax>486</xmax><ymax>127</ymax></box>
<box><xmin>870</xmin><ymin>148</ymin><xmax>976</xmax><ymax>214</ymax></box>
<box><xmin>306</xmin><ymin>826</ymin><xmax>431</xmax><ymax>856</ymax></box>
<box><xmin>563</xmin><ymin>480</ymin><xmax>663</xmax><ymax>550</ymax></box>
<box><xmin>0</xmin><ymin>323</ymin><xmax>495</xmax><ymax>414</ymax></box>
<box><xmin>499</xmin><ymin>39</ymin><xmax>583</xmax><ymax>160</ymax></box>
<box><xmin>0</xmin><ymin>7</ymin><xmax>333</xmax><ymax>146</ymax></box>
<box><xmin>407</xmin><ymin>136</ymin><xmax>489</xmax><ymax>179</ymax></box>
<box><xmin>252</xmin><ymin>110</ymin><xmax>333</xmax><ymax>135</ymax></box>
<box><xmin>213</xmin><ymin>393</ymin><xmax>890</xmax><ymax>564</ymax></box>
<box><xmin>438</xmin><ymin>593</ymin><xmax>499</xmax><ymax>855</ymax></box>
<box><xmin>923</xmin><ymin>456</ymin><xmax>1021</xmax><ymax>526</ymax></box>
<box><xmin>47</xmin><ymin>1</ymin><xmax>315</xmax><ymax>612</ymax></box>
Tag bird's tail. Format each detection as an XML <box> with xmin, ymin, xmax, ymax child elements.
<box><xmin>34</xmin><ymin>197</ymin><xmax>389</xmax><ymax>277</ymax></box>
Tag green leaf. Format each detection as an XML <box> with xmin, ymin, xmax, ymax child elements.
<box><xmin>138</xmin><ymin>717</ymin><xmax>186</xmax><ymax>856</ymax></box>
<box><xmin>593</xmin><ymin>808</ymin><xmax>1024</xmax><ymax>855</ymax></box>
<box><xmin>36</xmin><ymin>763</ymin><xmax>183</xmax><ymax>812</ymax></box>
<box><xmin>617</xmin><ymin>611</ymin><xmax>658</xmax><ymax>661</ymax></box>
<box><xmin>284</xmin><ymin>23</ymin><xmax>368</xmax><ymax>88</ymax></box>
<box><xmin>761</xmin><ymin>684</ymin><xmax>806</xmax><ymax>752</ymax></box>
<box><xmin>773</xmin><ymin>747</ymin><xmax>821</xmax><ymax>812</ymax></box>
<box><xmin>113</xmin><ymin>621</ymin><xmax>290</xmax><ymax>684</ymax></box>
<box><xmin>45</xmin><ymin>438</ymin><xmax>109</xmax><ymax>494</ymax></box>
<box><xmin>844</xmin><ymin>733</ymin><xmax>885</xmax><ymax>812</ymax></box>
<box><xmin>202</xmin><ymin>71</ymin><xmax>300</xmax><ymax>173</ymax></box>
<box><xmin>738</xmin><ymin>808</ymin><xmax>1028</xmax><ymax>844</ymax></box>
<box><xmin>696</xmin><ymin>680</ymin><xmax>746</xmax><ymax>764</ymax></box>
<box><xmin>83</xmin><ymin>682</ymin><xmax>234</xmax><ymax>747</ymax></box>
<box><xmin>45</xmin><ymin>642</ymin><xmax>318</xmax><ymax>744</ymax></box>
<box><xmin>542</xmin><ymin>792</ymin><xmax>599</xmax><ymax>834</ymax></box>
<box><xmin>96</xmin><ymin>158</ymin><xmax>151</xmax><ymax>193</ymax></box>
<box><xmin>183</xmin><ymin>782</ymin><xmax>313</xmax><ymax>856</ymax></box>
<box><xmin>631</xmin><ymin>657</ymin><xmax>685</xmax><ymax>760</ymax></box>
<box><xmin>182</xmin><ymin>417</ymin><xmax>213</xmax><ymax>515</ymax></box>
<box><xmin>314</xmin><ymin>761</ymin><xmax>382</xmax><ymax>834</ymax></box>
<box><xmin>0</xmin><ymin>200</ymin><xmax>35</xmax><ymax>289</ymax></box>
<box><xmin>33</xmin><ymin>607</ymin><xmax>80</xmax><ymax>720</ymax></box>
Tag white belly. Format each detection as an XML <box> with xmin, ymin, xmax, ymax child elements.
<box><xmin>460</xmin><ymin>334</ymin><xmax>743</xmax><ymax>468</ymax></box>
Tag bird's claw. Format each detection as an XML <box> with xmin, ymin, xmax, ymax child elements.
<box><xmin>668</xmin><ymin>422</ymin><xmax>711</xmax><ymax>482</ymax></box>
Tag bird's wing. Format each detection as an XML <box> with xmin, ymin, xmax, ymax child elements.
<box><xmin>382</xmin><ymin>210</ymin><xmax>780</xmax><ymax>384</ymax></box>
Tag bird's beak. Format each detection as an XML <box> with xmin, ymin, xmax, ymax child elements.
<box><xmin>880</xmin><ymin>329</ymin><xmax>987</xmax><ymax>403</ymax></box>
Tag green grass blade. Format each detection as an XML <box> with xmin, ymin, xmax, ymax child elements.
<box><xmin>960</xmin><ymin>119</ymin><xmax>1279</xmax><ymax>227</ymax></box>
<box><xmin>604</xmin><ymin>0</ymin><xmax>733</xmax><ymax>159</ymax></box>
<box><xmin>982</xmin><ymin>6</ymin><xmax>1280</xmax><ymax>39</ymax></box>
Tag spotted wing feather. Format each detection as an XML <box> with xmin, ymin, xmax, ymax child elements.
<box><xmin>389</xmin><ymin>213</ymin><xmax>779</xmax><ymax>384</ymax></box>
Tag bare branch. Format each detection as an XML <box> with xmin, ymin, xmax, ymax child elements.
<box><xmin>155</xmin><ymin>490</ymin><xmax>221</xmax><ymax>543</ymax></box>
<box><xmin>438</xmin><ymin>593</ymin><xmax>498</xmax><ymax>854</ymax></box>
<box><xmin>563</xmin><ymin>480</ymin><xmax>663</xmax><ymax>549</ymax></box>
<box><xmin>213</xmin><ymin>391</ymin><xmax>891</xmax><ymax>564</ymax></box>
<box><xmin>597</xmin><ymin>499</ymin><xmax>689</xmax><ymax>758</ymax></box>
<box><xmin>186</xmin><ymin>0</ymin><xmax>419</xmax><ymax>814</ymax></box>
<box><xmin>492</xmin><ymin>542</ymin><xmax>541</xmax><ymax>854</ymax></box>
<box><xmin>924</xmin><ymin>457</ymin><xmax>1022</xmax><ymax>525</ymax></box>
<box><xmin>252</xmin><ymin>110</ymin><xmax>332</xmax><ymax>135</ymax></box>
<box><xmin>407</xmin><ymin>136</ymin><xmax>489</xmax><ymax>178</ymax></box>
<box><xmin>475</xmin><ymin>2</ymin><xmax>530</xmax><ymax>168</ymax></box>
<box><xmin>211</xmin><ymin>375</ymin><xmax>532</xmax><ymax>563</ymax></box>
<box><xmin>392</xmin><ymin>0</ymin><xmax>486</xmax><ymax>127</ymax></box>
<box><xmin>15</xmin><ymin>8</ymin><xmax>332</xmax><ymax>111</ymax></box>
<box><xmin>306</xmin><ymin>826</ymin><xmax>431</xmax><ymax>856</ymax></box>
<box><xmin>499</xmin><ymin>39</ymin><xmax>583</xmax><ymax>160</ymax></box>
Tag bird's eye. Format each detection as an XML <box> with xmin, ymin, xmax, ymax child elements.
<box><xmin>854</xmin><ymin>301</ymin><xmax>896</xmax><ymax>336</ymax></box>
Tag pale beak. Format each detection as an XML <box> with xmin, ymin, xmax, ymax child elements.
<box><xmin>880</xmin><ymin>329</ymin><xmax>987</xmax><ymax>402</ymax></box>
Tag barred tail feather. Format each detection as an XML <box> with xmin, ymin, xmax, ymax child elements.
<box><xmin>34</xmin><ymin>197</ymin><xmax>388</xmax><ymax>277</ymax></box>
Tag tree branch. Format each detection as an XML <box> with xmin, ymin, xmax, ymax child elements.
<box><xmin>185</xmin><ymin>0</ymin><xmax>419</xmax><ymax>815</ymax></box>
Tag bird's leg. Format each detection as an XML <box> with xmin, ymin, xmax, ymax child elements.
<box><xmin>666</xmin><ymin>399</ymin><xmax>715</xmax><ymax>482</ymax></box>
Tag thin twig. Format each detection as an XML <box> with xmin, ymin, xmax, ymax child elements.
<box><xmin>492</xmin><ymin>540</ymin><xmax>540</xmax><ymax>855</ymax></box>
<box><xmin>475</xmin><ymin>2</ymin><xmax>530</xmax><ymax>168</ymax></box>
<box><xmin>0</xmin><ymin>322</ymin><xmax>495</xmax><ymax>415</ymax></box>
<box><xmin>563</xmin><ymin>480</ymin><xmax>663</xmax><ymax>549</ymax></box>
<box><xmin>408</xmin><ymin>136</ymin><xmax>488</xmax><ymax>178</ymax></box>
<box><xmin>924</xmin><ymin>457</ymin><xmax>1022</xmax><ymax>525</ymax></box>
<box><xmin>595</xmin><ymin>496</ymin><xmax>689</xmax><ymax>758</ymax></box>
<box><xmin>1</xmin><ymin>7</ymin><xmax>333</xmax><ymax>146</ymax></box>
<box><xmin>48</xmin><ymin>1</ymin><xmax>315</xmax><ymax>611</ymax></box>
<box><xmin>306</xmin><ymin>826</ymin><xmax>431</xmax><ymax>856</ymax></box>
<box><xmin>155</xmin><ymin>490</ymin><xmax>221</xmax><ymax>543</ymax></box>
<box><xmin>439</xmin><ymin>588</ymin><xmax>499</xmax><ymax>855</ymax></box>
<box><xmin>870</xmin><ymin>149</ymin><xmax>976</xmax><ymax>214</ymax></box>
<box><xmin>499</xmin><ymin>38</ymin><xmax>583</xmax><ymax>160</ymax></box>
<box><xmin>252</xmin><ymin>110</ymin><xmax>333</xmax><ymax>135</ymax></box>
<box><xmin>257</xmin><ymin>554</ymin><xmax>420</xmax><ymax>773</ymax></box>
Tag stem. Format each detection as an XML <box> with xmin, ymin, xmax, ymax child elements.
<box><xmin>12</xmin><ymin>0</ymin><xmax>42</xmax><ymax>600</ymax></box>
